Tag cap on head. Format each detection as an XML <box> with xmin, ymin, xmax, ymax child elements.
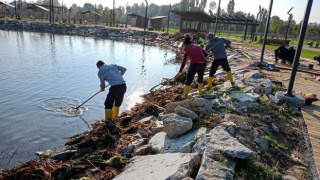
<box><xmin>206</xmin><ymin>33</ymin><xmax>215</xmax><ymax>39</ymax></box>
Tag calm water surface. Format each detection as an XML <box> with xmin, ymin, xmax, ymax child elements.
<box><xmin>0</xmin><ymin>30</ymin><xmax>178</xmax><ymax>168</ymax></box>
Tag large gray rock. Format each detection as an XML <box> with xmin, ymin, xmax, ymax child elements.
<box><xmin>196</xmin><ymin>147</ymin><xmax>236</xmax><ymax>180</ymax></box>
<box><xmin>244</xmin><ymin>78</ymin><xmax>272</xmax><ymax>94</ymax></box>
<box><xmin>161</xmin><ymin>113</ymin><xmax>193</xmax><ymax>138</ymax></box>
<box><xmin>175</xmin><ymin>106</ymin><xmax>198</xmax><ymax>120</ymax></box>
<box><xmin>113</xmin><ymin>153</ymin><xmax>201</xmax><ymax>180</ymax></box>
<box><xmin>229</xmin><ymin>91</ymin><xmax>260</xmax><ymax>102</ymax></box>
<box><xmin>165</xmin><ymin>98</ymin><xmax>213</xmax><ymax>115</ymax></box>
<box><xmin>165</xmin><ymin>101</ymin><xmax>182</xmax><ymax>113</ymax></box>
<box><xmin>275</xmin><ymin>91</ymin><xmax>304</xmax><ymax>108</ymax></box>
<box><xmin>192</xmin><ymin>126</ymin><xmax>253</xmax><ymax>159</ymax></box>
<box><xmin>180</xmin><ymin>98</ymin><xmax>213</xmax><ymax>115</ymax></box>
<box><xmin>149</xmin><ymin>128</ymin><xmax>207</xmax><ymax>154</ymax></box>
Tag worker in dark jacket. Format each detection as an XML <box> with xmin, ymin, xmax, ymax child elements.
<box><xmin>205</xmin><ymin>33</ymin><xmax>234</xmax><ymax>88</ymax></box>
<box><xmin>96</xmin><ymin>60</ymin><xmax>127</xmax><ymax>121</ymax></box>
<box><xmin>274</xmin><ymin>45</ymin><xmax>295</xmax><ymax>64</ymax></box>
<box><xmin>178</xmin><ymin>36</ymin><xmax>207</xmax><ymax>97</ymax></box>
<box><xmin>314</xmin><ymin>55</ymin><xmax>320</xmax><ymax>65</ymax></box>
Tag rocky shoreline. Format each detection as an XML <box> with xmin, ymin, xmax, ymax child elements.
<box><xmin>0</xmin><ymin>20</ymin><xmax>318</xmax><ymax>180</ymax></box>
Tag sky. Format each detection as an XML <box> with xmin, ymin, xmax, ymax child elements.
<box><xmin>26</xmin><ymin>0</ymin><xmax>320</xmax><ymax>23</ymax></box>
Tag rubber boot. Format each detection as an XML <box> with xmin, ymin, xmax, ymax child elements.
<box><xmin>226</xmin><ymin>71</ymin><xmax>234</xmax><ymax>85</ymax></box>
<box><xmin>206</xmin><ymin>77</ymin><xmax>214</xmax><ymax>88</ymax></box>
<box><xmin>104</xmin><ymin>109</ymin><xmax>113</xmax><ymax>121</ymax></box>
<box><xmin>198</xmin><ymin>83</ymin><xmax>203</xmax><ymax>95</ymax></box>
<box><xmin>112</xmin><ymin>106</ymin><xmax>119</xmax><ymax>120</ymax></box>
<box><xmin>183</xmin><ymin>85</ymin><xmax>191</xmax><ymax>98</ymax></box>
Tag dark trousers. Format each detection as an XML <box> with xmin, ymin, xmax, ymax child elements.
<box><xmin>185</xmin><ymin>63</ymin><xmax>206</xmax><ymax>86</ymax></box>
<box><xmin>104</xmin><ymin>83</ymin><xmax>127</xmax><ymax>109</ymax></box>
<box><xmin>209</xmin><ymin>58</ymin><xmax>231</xmax><ymax>77</ymax></box>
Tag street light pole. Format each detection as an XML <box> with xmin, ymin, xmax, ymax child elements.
<box><xmin>125</xmin><ymin>2</ymin><xmax>128</xmax><ymax>28</ymax></box>
<box><xmin>214</xmin><ymin>0</ymin><xmax>221</xmax><ymax>35</ymax></box>
<box><xmin>285</xmin><ymin>7</ymin><xmax>293</xmax><ymax>40</ymax></box>
<box><xmin>286</xmin><ymin>0</ymin><xmax>313</xmax><ymax>96</ymax></box>
<box><xmin>252</xmin><ymin>5</ymin><xmax>261</xmax><ymax>41</ymax></box>
<box><xmin>260</xmin><ymin>0</ymin><xmax>273</xmax><ymax>62</ymax></box>
<box><xmin>167</xmin><ymin>4</ymin><xmax>171</xmax><ymax>33</ymax></box>
<box><xmin>144</xmin><ymin>0</ymin><xmax>148</xmax><ymax>38</ymax></box>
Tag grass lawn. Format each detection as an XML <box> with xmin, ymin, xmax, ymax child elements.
<box><xmin>241</xmin><ymin>41</ymin><xmax>319</xmax><ymax>59</ymax></box>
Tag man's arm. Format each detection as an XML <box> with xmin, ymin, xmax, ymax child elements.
<box><xmin>179</xmin><ymin>52</ymin><xmax>188</xmax><ymax>73</ymax></box>
<box><xmin>223</xmin><ymin>38</ymin><xmax>231</xmax><ymax>48</ymax></box>
<box><xmin>117</xmin><ymin>65</ymin><xmax>127</xmax><ymax>76</ymax></box>
<box><xmin>98</xmin><ymin>74</ymin><xmax>106</xmax><ymax>91</ymax></box>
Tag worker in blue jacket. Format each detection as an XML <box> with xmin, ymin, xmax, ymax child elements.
<box><xmin>96</xmin><ymin>60</ymin><xmax>127</xmax><ymax>121</ymax></box>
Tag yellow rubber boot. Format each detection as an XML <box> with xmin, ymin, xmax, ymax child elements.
<box><xmin>183</xmin><ymin>85</ymin><xmax>191</xmax><ymax>98</ymax></box>
<box><xmin>206</xmin><ymin>77</ymin><xmax>214</xmax><ymax>88</ymax></box>
<box><xmin>104</xmin><ymin>109</ymin><xmax>113</xmax><ymax>121</ymax></box>
<box><xmin>198</xmin><ymin>83</ymin><xmax>203</xmax><ymax>95</ymax></box>
<box><xmin>112</xmin><ymin>106</ymin><xmax>119</xmax><ymax>120</ymax></box>
<box><xmin>226</xmin><ymin>71</ymin><xmax>234</xmax><ymax>84</ymax></box>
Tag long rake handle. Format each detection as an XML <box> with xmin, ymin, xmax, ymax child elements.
<box><xmin>74</xmin><ymin>84</ymin><xmax>110</xmax><ymax>109</ymax></box>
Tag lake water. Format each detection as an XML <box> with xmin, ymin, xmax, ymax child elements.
<box><xmin>0</xmin><ymin>30</ymin><xmax>178</xmax><ymax>169</ymax></box>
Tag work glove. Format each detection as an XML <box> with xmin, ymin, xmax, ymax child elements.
<box><xmin>100</xmin><ymin>88</ymin><xmax>105</xmax><ymax>92</ymax></box>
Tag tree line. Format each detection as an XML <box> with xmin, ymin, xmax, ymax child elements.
<box><xmin>7</xmin><ymin>0</ymin><xmax>320</xmax><ymax>40</ymax></box>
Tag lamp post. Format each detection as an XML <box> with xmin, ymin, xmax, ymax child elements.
<box><xmin>285</xmin><ymin>7</ymin><xmax>293</xmax><ymax>40</ymax></box>
<box><xmin>214</xmin><ymin>0</ymin><xmax>221</xmax><ymax>35</ymax></box>
<box><xmin>112</xmin><ymin>0</ymin><xmax>115</xmax><ymax>27</ymax></box>
<box><xmin>144</xmin><ymin>0</ymin><xmax>148</xmax><ymax>37</ymax></box>
<box><xmin>286</xmin><ymin>0</ymin><xmax>313</xmax><ymax>96</ymax></box>
<box><xmin>14</xmin><ymin>0</ymin><xmax>17</xmax><ymax>19</ymax></box>
<box><xmin>167</xmin><ymin>3</ymin><xmax>171</xmax><ymax>33</ymax></box>
<box><xmin>260</xmin><ymin>0</ymin><xmax>273</xmax><ymax>62</ymax></box>
<box><xmin>125</xmin><ymin>2</ymin><xmax>128</xmax><ymax>28</ymax></box>
<box><xmin>251</xmin><ymin>5</ymin><xmax>261</xmax><ymax>41</ymax></box>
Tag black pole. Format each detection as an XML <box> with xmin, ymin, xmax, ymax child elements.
<box><xmin>144</xmin><ymin>0</ymin><xmax>148</xmax><ymax>38</ymax></box>
<box><xmin>112</xmin><ymin>0</ymin><xmax>115</xmax><ymax>27</ymax></box>
<box><xmin>62</xmin><ymin>1</ymin><xmax>64</xmax><ymax>23</ymax></box>
<box><xmin>285</xmin><ymin>14</ymin><xmax>292</xmax><ymax>40</ymax></box>
<box><xmin>49</xmin><ymin>0</ymin><xmax>51</xmax><ymax>23</ymax></box>
<box><xmin>260</xmin><ymin>0</ymin><xmax>273</xmax><ymax>62</ymax></box>
<box><xmin>285</xmin><ymin>7</ymin><xmax>293</xmax><ymax>40</ymax></box>
<box><xmin>14</xmin><ymin>0</ymin><xmax>17</xmax><ymax>19</ymax></box>
<box><xmin>52</xmin><ymin>0</ymin><xmax>54</xmax><ymax>24</ymax></box>
<box><xmin>167</xmin><ymin>4</ymin><xmax>171</xmax><ymax>33</ymax></box>
<box><xmin>286</xmin><ymin>0</ymin><xmax>313</xmax><ymax>96</ymax></box>
<box><xmin>252</xmin><ymin>11</ymin><xmax>260</xmax><ymax>41</ymax></box>
<box><xmin>214</xmin><ymin>0</ymin><xmax>221</xmax><ymax>35</ymax></box>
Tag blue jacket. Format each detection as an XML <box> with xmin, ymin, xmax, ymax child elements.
<box><xmin>98</xmin><ymin>64</ymin><xmax>126</xmax><ymax>88</ymax></box>
<box><xmin>205</xmin><ymin>37</ymin><xmax>231</xmax><ymax>60</ymax></box>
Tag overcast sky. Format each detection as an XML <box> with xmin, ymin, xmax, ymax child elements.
<box><xmin>26</xmin><ymin>0</ymin><xmax>320</xmax><ymax>23</ymax></box>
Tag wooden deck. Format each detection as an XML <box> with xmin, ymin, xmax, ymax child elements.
<box><xmin>301</xmin><ymin>103</ymin><xmax>320</xmax><ymax>174</ymax></box>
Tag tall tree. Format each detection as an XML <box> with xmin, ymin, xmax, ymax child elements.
<box><xmin>83</xmin><ymin>3</ymin><xmax>94</xmax><ymax>11</ymax></box>
<box><xmin>208</xmin><ymin>1</ymin><xmax>216</xmax><ymax>16</ymax></box>
<box><xmin>227</xmin><ymin>0</ymin><xmax>234</xmax><ymax>15</ymax></box>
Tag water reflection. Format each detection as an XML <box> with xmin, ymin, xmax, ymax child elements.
<box><xmin>0</xmin><ymin>30</ymin><xmax>178</xmax><ymax>168</ymax></box>
<box><xmin>140</xmin><ymin>47</ymin><xmax>146</xmax><ymax>76</ymax></box>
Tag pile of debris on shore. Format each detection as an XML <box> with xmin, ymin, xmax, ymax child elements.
<box><xmin>0</xmin><ymin>33</ymin><xmax>316</xmax><ymax>180</ymax></box>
